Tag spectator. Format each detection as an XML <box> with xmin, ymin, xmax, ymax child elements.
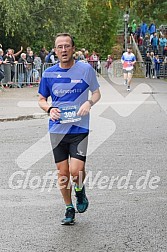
<box><xmin>17</xmin><ymin>53</ymin><xmax>27</xmax><ymax>88</ymax></box>
<box><xmin>148</xmin><ymin>22</ymin><xmax>156</xmax><ymax>42</ymax></box>
<box><xmin>143</xmin><ymin>34</ymin><xmax>150</xmax><ymax>57</ymax></box>
<box><xmin>128</xmin><ymin>23</ymin><xmax>132</xmax><ymax>35</ymax></box>
<box><xmin>0</xmin><ymin>49</ymin><xmax>5</xmax><ymax>83</ymax></box>
<box><xmin>150</xmin><ymin>51</ymin><xmax>155</xmax><ymax>78</ymax></box>
<box><xmin>78</xmin><ymin>50</ymin><xmax>85</xmax><ymax>60</ymax></box>
<box><xmin>159</xmin><ymin>25</ymin><xmax>165</xmax><ymax>37</ymax></box>
<box><xmin>33</xmin><ymin>54</ymin><xmax>42</xmax><ymax>83</ymax></box>
<box><xmin>105</xmin><ymin>55</ymin><xmax>113</xmax><ymax>69</ymax></box>
<box><xmin>39</xmin><ymin>47</ymin><xmax>49</xmax><ymax>64</ymax></box>
<box><xmin>154</xmin><ymin>54</ymin><xmax>162</xmax><ymax>79</ymax></box>
<box><xmin>45</xmin><ymin>48</ymin><xmax>58</xmax><ymax>64</ymax></box>
<box><xmin>3</xmin><ymin>48</ymin><xmax>16</xmax><ymax>82</ymax></box>
<box><xmin>138</xmin><ymin>36</ymin><xmax>143</xmax><ymax>51</ymax></box>
<box><xmin>3</xmin><ymin>47</ymin><xmax>23</xmax><ymax>82</ymax></box>
<box><xmin>89</xmin><ymin>50</ymin><xmax>99</xmax><ymax>71</ymax></box>
<box><xmin>163</xmin><ymin>56</ymin><xmax>167</xmax><ymax>78</ymax></box>
<box><xmin>164</xmin><ymin>45</ymin><xmax>167</xmax><ymax>57</ymax></box>
<box><xmin>74</xmin><ymin>51</ymin><xmax>84</xmax><ymax>60</ymax></box>
<box><xmin>151</xmin><ymin>32</ymin><xmax>159</xmax><ymax>55</ymax></box>
<box><xmin>81</xmin><ymin>48</ymin><xmax>86</xmax><ymax>60</ymax></box>
<box><xmin>73</xmin><ymin>51</ymin><xmax>79</xmax><ymax>60</ymax></box>
<box><xmin>0</xmin><ymin>48</ymin><xmax>4</xmax><ymax>64</ymax></box>
<box><xmin>131</xmin><ymin>20</ymin><xmax>137</xmax><ymax>35</ymax></box>
<box><xmin>26</xmin><ymin>50</ymin><xmax>34</xmax><ymax>86</ymax></box>
<box><xmin>2</xmin><ymin>46</ymin><xmax>30</xmax><ymax>87</ymax></box>
<box><xmin>145</xmin><ymin>52</ymin><xmax>152</xmax><ymax>78</ymax></box>
<box><xmin>26</xmin><ymin>47</ymin><xmax>32</xmax><ymax>58</ymax></box>
<box><xmin>141</xmin><ymin>21</ymin><xmax>148</xmax><ymax>38</ymax></box>
<box><xmin>50</xmin><ymin>48</ymin><xmax>58</xmax><ymax>64</ymax></box>
<box><xmin>84</xmin><ymin>50</ymin><xmax>89</xmax><ymax>61</ymax></box>
<box><xmin>136</xmin><ymin>26</ymin><xmax>141</xmax><ymax>44</ymax></box>
<box><xmin>159</xmin><ymin>35</ymin><xmax>167</xmax><ymax>56</ymax></box>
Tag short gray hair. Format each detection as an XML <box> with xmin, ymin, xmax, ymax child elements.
<box><xmin>21</xmin><ymin>53</ymin><xmax>26</xmax><ymax>58</ymax></box>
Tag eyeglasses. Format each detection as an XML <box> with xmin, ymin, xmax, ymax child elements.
<box><xmin>55</xmin><ymin>45</ymin><xmax>72</xmax><ymax>51</ymax></box>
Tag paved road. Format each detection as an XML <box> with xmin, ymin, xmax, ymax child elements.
<box><xmin>0</xmin><ymin>76</ymin><xmax>167</xmax><ymax>251</ymax></box>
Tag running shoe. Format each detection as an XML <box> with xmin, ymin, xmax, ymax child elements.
<box><xmin>75</xmin><ymin>185</ymin><xmax>89</xmax><ymax>213</ymax></box>
<box><xmin>127</xmin><ymin>85</ymin><xmax>131</xmax><ymax>91</ymax></box>
<box><xmin>61</xmin><ymin>207</ymin><xmax>75</xmax><ymax>225</ymax></box>
<box><xmin>124</xmin><ymin>80</ymin><xmax>127</xmax><ymax>85</ymax></box>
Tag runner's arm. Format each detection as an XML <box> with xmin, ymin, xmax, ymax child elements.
<box><xmin>38</xmin><ymin>94</ymin><xmax>60</xmax><ymax>121</ymax></box>
<box><xmin>89</xmin><ymin>88</ymin><xmax>101</xmax><ymax>106</ymax></box>
<box><xmin>121</xmin><ymin>55</ymin><xmax>125</xmax><ymax>64</ymax></box>
<box><xmin>121</xmin><ymin>59</ymin><xmax>124</xmax><ymax>64</ymax></box>
<box><xmin>77</xmin><ymin>88</ymin><xmax>101</xmax><ymax>116</ymax></box>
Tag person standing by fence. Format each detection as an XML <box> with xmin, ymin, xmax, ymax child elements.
<box><xmin>0</xmin><ymin>49</ymin><xmax>5</xmax><ymax>85</ymax></box>
<box><xmin>3</xmin><ymin>49</ymin><xmax>16</xmax><ymax>82</ymax></box>
<box><xmin>150</xmin><ymin>51</ymin><xmax>155</xmax><ymax>78</ymax></box>
<box><xmin>89</xmin><ymin>51</ymin><xmax>99</xmax><ymax>72</ymax></box>
<box><xmin>17</xmin><ymin>53</ymin><xmax>27</xmax><ymax>88</ymax></box>
<box><xmin>154</xmin><ymin>54</ymin><xmax>162</xmax><ymax>79</ymax></box>
<box><xmin>26</xmin><ymin>50</ymin><xmax>34</xmax><ymax>87</ymax></box>
<box><xmin>145</xmin><ymin>52</ymin><xmax>152</xmax><ymax>78</ymax></box>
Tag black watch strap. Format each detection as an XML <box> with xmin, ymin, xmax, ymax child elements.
<box><xmin>88</xmin><ymin>100</ymin><xmax>94</xmax><ymax>106</ymax></box>
<box><xmin>47</xmin><ymin>106</ymin><xmax>54</xmax><ymax>114</ymax></box>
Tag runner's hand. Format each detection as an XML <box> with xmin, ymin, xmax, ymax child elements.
<box><xmin>77</xmin><ymin>101</ymin><xmax>91</xmax><ymax>116</ymax></box>
<box><xmin>50</xmin><ymin>108</ymin><xmax>61</xmax><ymax>121</ymax></box>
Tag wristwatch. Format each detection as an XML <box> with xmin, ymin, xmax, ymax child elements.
<box><xmin>47</xmin><ymin>106</ymin><xmax>54</xmax><ymax>114</ymax></box>
<box><xmin>88</xmin><ymin>100</ymin><xmax>94</xmax><ymax>107</ymax></box>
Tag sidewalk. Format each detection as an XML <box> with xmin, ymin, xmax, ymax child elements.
<box><xmin>0</xmin><ymin>86</ymin><xmax>46</xmax><ymax>122</ymax></box>
<box><xmin>0</xmin><ymin>76</ymin><xmax>167</xmax><ymax>121</ymax></box>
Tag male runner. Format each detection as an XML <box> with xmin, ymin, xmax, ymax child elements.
<box><xmin>38</xmin><ymin>33</ymin><xmax>101</xmax><ymax>225</ymax></box>
<box><xmin>121</xmin><ymin>45</ymin><xmax>136</xmax><ymax>91</ymax></box>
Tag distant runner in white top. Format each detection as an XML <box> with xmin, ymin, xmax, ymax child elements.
<box><xmin>121</xmin><ymin>45</ymin><xmax>136</xmax><ymax>91</ymax></box>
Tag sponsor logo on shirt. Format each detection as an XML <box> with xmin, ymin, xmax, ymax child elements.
<box><xmin>54</xmin><ymin>88</ymin><xmax>82</xmax><ymax>95</ymax></box>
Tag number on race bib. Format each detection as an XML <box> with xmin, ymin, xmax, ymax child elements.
<box><xmin>59</xmin><ymin>105</ymin><xmax>81</xmax><ymax>124</ymax></box>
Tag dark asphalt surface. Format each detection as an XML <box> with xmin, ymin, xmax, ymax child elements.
<box><xmin>0</xmin><ymin>76</ymin><xmax>167</xmax><ymax>251</ymax></box>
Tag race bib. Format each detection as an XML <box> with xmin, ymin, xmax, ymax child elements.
<box><xmin>60</xmin><ymin>105</ymin><xmax>81</xmax><ymax>124</ymax></box>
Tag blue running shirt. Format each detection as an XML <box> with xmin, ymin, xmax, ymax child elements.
<box><xmin>121</xmin><ymin>52</ymin><xmax>136</xmax><ymax>70</ymax></box>
<box><xmin>38</xmin><ymin>61</ymin><xmax>100</xmax><ymax>134</ymax></box>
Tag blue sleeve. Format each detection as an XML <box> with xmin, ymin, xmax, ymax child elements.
<box><xmin>121</xmin><ymin>54</ymin><xmax>125</xmax><ymax>61</ymax></box>
<box><xmin>88</xmin><ymin>65</ymin><xmax>100</xmax><ymax>92</ymax></box>
<box><xmin>38</xmin><ymin>73</ymin><xmax>50</xmax><ymax>98</ymax></box>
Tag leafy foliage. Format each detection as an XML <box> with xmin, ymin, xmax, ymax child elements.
<box><xmin>0</xmin><ymin>0</ymin><xmax>166</xmax><ymax>57</ymax></box>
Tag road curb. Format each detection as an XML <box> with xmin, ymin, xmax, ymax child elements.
<box><xmin>0</xmin><ymin>113</ymin><xmax>47</xmax><ymax>122</ymax></box>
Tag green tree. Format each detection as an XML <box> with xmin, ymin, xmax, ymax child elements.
<box><xmin>83</xmin><ymin>0</ymin><xmax>120</xmax><ymax>57</ymax></box>
<box><xmin>0</xmin><ymin>0</ymin><xmax>167</xmax><ymax>56</ymax></box>
<box><xmin>0</xmin><ymin>0</ymin><xmax>89</xmax><ymax>52</ymax></box>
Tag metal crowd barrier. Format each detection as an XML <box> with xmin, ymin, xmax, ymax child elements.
<box><xmin>104</xmin><ymin>60</ymin><xmax>146</xmax><ymax>78</ymax></box>
<box><xmin>144</xmin><ymin>62</ymin><xmax>167</xmax><ymax>78</ymax></box>
<box><xmin>1</xmin><ymin>61</ymin><xmax>167</xmax><ymax>88</ymax></box>
<box><xmin>106</xmin><ymin>60</ymin><xmax>167</xmax><ymax>78</ymax></box>
<box><xmin>1</xmin><ymin>63</ymin><xmax>54</xmax><ymax>87</ymax></box>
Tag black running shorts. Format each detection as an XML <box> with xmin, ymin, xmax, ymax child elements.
<box><xmin>50</xmin><ymin>133</ymin><xmax>89</xmax><ymax>163</ymax></box>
